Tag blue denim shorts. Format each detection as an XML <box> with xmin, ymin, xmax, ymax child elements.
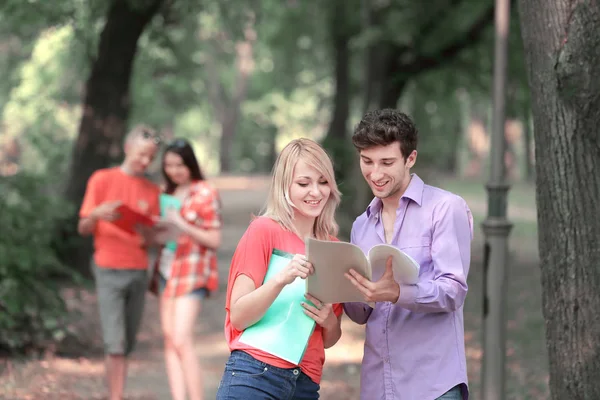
<box><xmin>216</xmin><ymin>350</ymin><xmax>320</xmax><ymax>400</ymax></box>
<box><xmin>158</xmin><ymin>275</ymin><xmax>209</xmax><ymax>299</ymax></box>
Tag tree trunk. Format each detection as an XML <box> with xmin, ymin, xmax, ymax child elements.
<box><xmin>321</xmin><ymin>0</ymin><xmax>354</xmax><ymax>237</ymax></box>
<box><xmin>518</xmin><ymin>1</ymin><xmax>600</xmax><ymax>398</ymax></box>
<box><xmin>377</xmin><ymin>46</ymin><xmax>408</xmax><ymax>109</ymax></box>
<box><xmin>219</xmin><ymin>119</ymin><xmax>235</xmax><ymax>173</ymax></box>
<box><xmin>266</xmin><ymin>124</ymin><xmax>278</xmax><ymax>173</ymax></box>
<box><xmin>208</xmin><ymin>22</ymin><xmax>256</xmax><ymax>173</ymax></box>
<box><xmin>60</xmin><ymin>0</ymin><xmax>163</xmax><ymax>275</ymax></box>
<box><xmin>523</xmin><ymin>110</ymin><xmax>534</xmax><ymax>181</ymax></box>
<box><xmin>456</xmin><ymin>89</ymin><xmax>472</xmax><ymax>178</ymax></box>
<box><xmin>445</xmin><ymin>115</ymin><xmax>462</xmax><ymax>174</ymax></box>
<box><xmin>322</xmin><ymin>21</ymin><xmax>351</xmax><ymax>179</ymax></box>
<box><xmin>360</xmin><ymin>17</ymin><xmax>375</xmax><ymax>107</ymax></box>
<box><xmin>348</xmin><ymin>0</ymin><xmax>378</xmax><ymax>227</ymax></box>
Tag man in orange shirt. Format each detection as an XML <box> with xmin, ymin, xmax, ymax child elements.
<box><xmin>78</xmin><ymin>125</ymin><xmax>161</xmax><ymax>400</ymax></box>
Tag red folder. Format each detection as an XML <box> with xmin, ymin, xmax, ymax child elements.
<box><xmin>111</xmin><ymin>204</ymin><xmax>155</xmax><ymax>235</ymax></box>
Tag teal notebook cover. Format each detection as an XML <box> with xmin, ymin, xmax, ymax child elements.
<box><xmin>159</xmin><ymin>194</ymin><xmax>182</xmax><ymax>251</ymax></box>
<box><xmin>238</xmin><ymin>249</ymin><xmax>316</xmax><ymax>365</ymax></box>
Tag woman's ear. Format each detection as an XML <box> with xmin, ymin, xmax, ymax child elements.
<box><xmin>123</xmin><ymin>138</ymin><xmax>132</xmax><ymax>155</ymax></box>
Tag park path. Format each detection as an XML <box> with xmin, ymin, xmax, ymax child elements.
<box><xmin>0</xmin><ymin>176</ymin><xmax>365</xmax><ymax>400</ymax></box>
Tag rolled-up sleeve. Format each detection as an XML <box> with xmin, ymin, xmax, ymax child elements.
<box><xmin>190</xmin><ymin>185</ymin><xmax>222</xmax><ymax>229</ymax></box>
<box><xmin>396</xmin><ymin>196</ymin><xmax>473</xmax><ymax>313</ymax></box>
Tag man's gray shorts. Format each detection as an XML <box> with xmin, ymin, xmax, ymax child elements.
<box><xmin>93</xmin><ymin>263</ymin><xmax>148</xmax><ymax>356</ymax></box>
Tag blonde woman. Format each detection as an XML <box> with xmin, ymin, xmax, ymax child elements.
<box><xmin>216</xmin><ymin>138</ymin><xmax>343</xmax><ymax>399</ymax></box>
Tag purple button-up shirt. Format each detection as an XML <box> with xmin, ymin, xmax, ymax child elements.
<box><xmin>344</xmin><ymin>174</ymin><xmax>473</xmax><ymax>400</ymax></box>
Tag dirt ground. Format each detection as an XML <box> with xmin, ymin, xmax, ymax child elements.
<box><xmin>0</xmin><ymin>175</ymin><xmax>548</xmax><ymax>399</ymax></box>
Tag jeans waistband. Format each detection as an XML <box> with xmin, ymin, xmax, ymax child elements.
<box><xmin>231</xmin><ymin>350</ymin><xmax>303</xmax><ymax>379</ymax></box>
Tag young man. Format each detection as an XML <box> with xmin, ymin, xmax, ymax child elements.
<box><xmin>344</xmin><ymin>109</ymin><xmax>473</xmax><ymax>400</ymax></box>
<box><xmin>78</xmin><ymin>125</ymin><xmax>161</xmax><ymax>400</ymax></box>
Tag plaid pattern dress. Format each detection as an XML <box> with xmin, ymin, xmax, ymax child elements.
<box><xmin>156</xmin><ymin>180</ymin><xmax>222</xmax><ymax>298</ymax></box>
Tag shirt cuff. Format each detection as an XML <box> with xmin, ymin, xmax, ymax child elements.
<box><xmin>396</xmin><ymin>283</ymin><xmax>418</xmax><ymax>306</ymax></box>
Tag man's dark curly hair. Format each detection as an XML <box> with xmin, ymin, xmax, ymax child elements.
<box><xmin>352</xmin><ymin>108</ymin><xmax>418</xmax><ymax>160</ymax></box>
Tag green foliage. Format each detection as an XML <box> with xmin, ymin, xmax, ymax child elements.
<box><xmin>0</xmin><ymin>0</ymin><xmax>73</xmax><ymax>38</ymax></box>
<box><xmin>2</xmin><ymin>25</ymin><xmax>82</xmax><ymax>176</ymax></box>
<box><xmin>129</xmin><ymin>0</ymin><xmax>204</xmax><ymax>129</ymax></box>
<box><xmin>173</xmin><ymin>106</ymin><xmax>223</xmax><ymax>174</ymax></box>
<box><xmin>0</xmin><ymin>0</ymin><xmax>532</xmax><ymax>177</ymax></box>
<box><xmin>0</xmin><ymin>36</ymin><xmax>32</xmax><ymax>116</ymax></box>
<box><xmin>0</xmin><ymin>173</ymin><xmax>81</xmax><ymax>354</ymax></box>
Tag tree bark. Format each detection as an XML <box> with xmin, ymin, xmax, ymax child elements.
<box><xmin>61</xmin><ymin>0</ymin><xmax>163</xmax><ymax>275</ymax></box>
<box><xmin>322</xmin><ymin>10</ymin><xmax>351</xmax><ymax>176</ymax></box>
<box><xmin>445</xmin><ymin>115</ymin><xmax>463</xmax><ymax>174</ymax></box>
<box><xmin>518</xmin><ymin>0</ymin><xmax>600</xmax><ymax>398</ymax></box>
<box><xmin>218</xmin><ymin>29</ymin><xmax>255</xmax><ymax>173</ymax></box>
<box><xmin>205</xmin><ymin>21</ymin><xmax>256</xmax><ymax>174</ymax></box>
<box><xmin>523</xmin><ymin>110</ymin><xmax>534</xmax><ymax>181</ymax></box>
<box><xmin>320</xmin><ymin>0</ymin><xmax>355</xmax><ymax>236</ymax></box>
<box><xmin>378</xmin><ymin>49</ymin><xmax>407</xmax><ymax>109</ymax></box>
<box><xmin>349</xmin><ymin>0</ymin><xmax>378</xmax><ymax>224</ymax></box>
<box><xmin>360</xmin><ymin>0</ymin><xmax>377</xmax><ymax>114</ymax></box>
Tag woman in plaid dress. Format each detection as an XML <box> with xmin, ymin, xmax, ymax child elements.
<box><xmin>152</xmin><ymin>138</ymin><xmax>222</xmax><ymax>400</ymax></box>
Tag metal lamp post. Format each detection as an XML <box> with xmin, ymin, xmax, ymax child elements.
<box><xmin>481</xmin><ymin>0</ymin><xmax>513</xmax><ymax>399</ymax></box>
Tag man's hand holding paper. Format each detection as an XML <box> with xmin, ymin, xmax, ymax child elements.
<box><xmin>305</xmin><ymin>237</ymin><xmax>418</xmax><ymax>305</ymax></box>
<box><xmin>345</xmin><ymin>256</ymin><xmax>401</xmax><ymax>304</ymax></box>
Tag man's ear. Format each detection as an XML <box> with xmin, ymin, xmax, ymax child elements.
<box><xmin>406</xmin><ymin>150</ymin><xmax>417</xmax><ymax>168</ymax></box>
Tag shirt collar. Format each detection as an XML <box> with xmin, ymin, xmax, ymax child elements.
<box><xmin>366</xmin><ymin>173</ymin><xmax>424</xmax><ymax>218</ymax></box>
<box><xmin>403</xmin><ymin>173</ymin><xmax>424</xmax><ymax>206</ymax></box>
<box><xmin>365</xmin><ymin>197</ymin><xmax>383</xmax><ymax>218</ymax></box>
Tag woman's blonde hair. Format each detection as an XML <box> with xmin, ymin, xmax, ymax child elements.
<box><xmin>261</xmin><ymin>138</ymin><xmax>341</xmax><ymax>240</ymax></box>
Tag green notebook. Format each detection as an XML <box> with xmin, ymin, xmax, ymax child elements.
<box><xmin>159</xmin><ymin>193</ymin><xmax>182</xmax><ymax>251</ymax></box>
<box><xmin>238</xmin><ymin>249</ymin><xmax>316</xmax><ymax>365</ymax></box>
